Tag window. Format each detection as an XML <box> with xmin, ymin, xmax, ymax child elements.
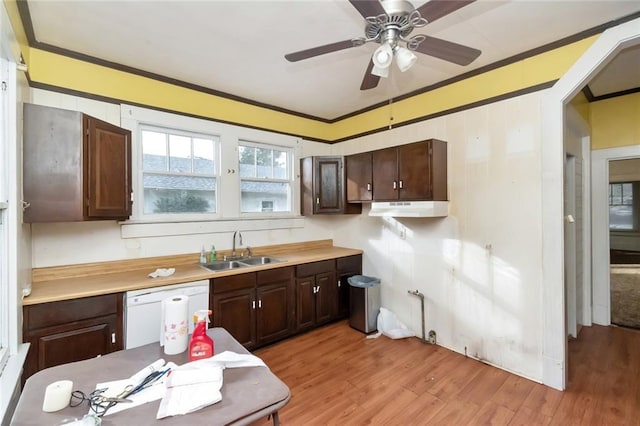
<box><xmin>239</xmin><ymin>141</ymin><xmax>292</xmax><ymax>214</ymax></box>
<box><xmin>609</xmin><ymin>181</ymin><xmax>639</xmax><ymax>230</ymax></box>
<box><xmin>141</xmin><ymin>127</ymin><xmax>218</xmax><ymax>216</ymax></box>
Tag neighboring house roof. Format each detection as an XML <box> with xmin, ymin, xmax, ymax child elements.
<box><xmin>143</xmin><ymin>154</ymin><xmax>287</xmax><ymax>193</ymax></box>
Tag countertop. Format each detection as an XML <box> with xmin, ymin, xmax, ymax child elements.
<box><xmin>25</xmin><ymin>243</ymin><xmax>362</xmax><ymax>306</ymax></box>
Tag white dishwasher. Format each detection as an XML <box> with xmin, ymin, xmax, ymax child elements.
<box><xmin>124</xmin><ymin>280</ymin><xmax>209</xmax><ymax>349</ymax></box>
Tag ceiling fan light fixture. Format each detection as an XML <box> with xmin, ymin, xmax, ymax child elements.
<box><xmin>395</xmin><ymin>46</ymin><xmax>417</xmax><ymax>72</ymax></box>
<box><xmin>372</xmin><ymin>42</ymin><xmax>393</xmax><ymax>77</ymax></box>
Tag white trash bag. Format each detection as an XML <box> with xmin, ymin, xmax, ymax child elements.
<box><xmin>367</xmin><ymin>307</ymin><xmax>415</xmax><ymax>339</ymax></box>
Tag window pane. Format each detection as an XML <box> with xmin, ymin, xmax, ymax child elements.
<box><xmin>273</xmin><ymin>150</ymin><xmax>288</xmax><ymax>179</ymax></box>
<box><xmin>169</xmin><ymin>135</ymin><xmax>192</xmax><ymax>173</ymax></box>
<box><xmin>610</xmin><ymin>205</ymin><xmax>633</xmax><ymax>230</ymax></box>
<box><xmin>193</xmin><ymin>138</ymin><xmax>215</xmax><ymax>174</ymax></box>
<box><xmin>240</xmin><ymin>181</ymin><xmax>290</xmax><ymax>213</ymax></box>
<box><xmin>239</xmin><ymin>146</ymin><xmax>256</xmax><ymax>178</ymax></box>
<box><xmin>143</xmin><ymin>173</ymin><xmax>216</xmax><ymax>214</ymax></box>
<box><xmin>256</xmin><ymin>148</ymin><xmax>273</xmax><ymax>178</ymax></box>
<box><xmin>609</xmin><ymin>182</ymin><xmax>634</xmax><ymax>230</ymax></box>
<box><xmin>142</xmin><ymin>130</ymin><xmax>167</xmax><ymax>171</ymax></box>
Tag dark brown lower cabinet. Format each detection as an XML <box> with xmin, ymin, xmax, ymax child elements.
<box><xmin>296</xmin><ymin>260</ymin><xmax>337</xmax><ymax>332</ymax></box>
<box><xmin>211</xmin><ymin>267</ymin><xmax>294</xmax><ymax>350</ymax></box>
<box><xmin>336</xmin><ymin>254</ymin><xmax>363</xmax><ymax>319</ymax></box>
<box><xmin>22</xmin><ymin>293</ymin><xmax>123</xmax><ymax>381</ymax></box>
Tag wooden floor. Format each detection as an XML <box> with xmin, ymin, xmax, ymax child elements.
<box><xmin>252</xmin><ymin>321</ymin><xmax>640</xmax><ymax>425</ymax></box>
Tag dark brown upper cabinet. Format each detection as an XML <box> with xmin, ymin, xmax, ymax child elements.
<box><xmin>345</xmin><ymin>151</ymin><xmax>373</xmax><ymax>202</ymax></box>
<box><xmin>346</xmin><ymin>139</ymin><xmax>447</xmax><ymax>202</ymax></box>
<box><xmin>23</xmin><ymin>103</ymin><xmax>132</xmax><ymax>222</ymax></box>
<box><xmin>300</xmin><ymin>156</ymin><xmax>361</xmax><ymax>215</ymax></box>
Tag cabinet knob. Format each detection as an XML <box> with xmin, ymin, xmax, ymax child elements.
<box><xmin>337</xmin><ymin>280</ymin><xmax>341</xmax><ymax>288</ymax></box>
<box><xmin>393</xmin><ymin>181</ymin><xmax>397</xmax><ymax>190</ymax></box>
<box><xmin>258</xmin><ymin>299</ymin><xmax>262</xmax><ymax>308</ymax></box>
<box><xmin>367</xmin><ymin>183</ymin><xmax>371</xmax><ymax>192</ymax></box>
<box><xmin>252</xmin><ymin>300</ymin><xmax>256</xmax><ymax>309</ymax></box>
<box><xmin>111</xmin><ymin>333</ymin><xmax>116</xmax><ymax>344</ymax></box>
<box><xmin>399</xmin><ymin>180</ymin><xmax>403</xmax><ymax>189</ymax></box>
<box><xmin>316</xmin><ymin>197</ymin><xmax>320</xmax><ymax>204</ymax></box>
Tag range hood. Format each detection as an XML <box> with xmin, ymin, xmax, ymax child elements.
<box><xmin>368</xmin><ymin>201</ymin><xmax>448</xmax><ymax>217</ymax></box>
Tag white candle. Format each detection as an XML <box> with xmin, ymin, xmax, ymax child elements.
<box><xmin>42</xmin><ymin>380</ymin><xmax>73</xmax><ymax>412</ymax></box>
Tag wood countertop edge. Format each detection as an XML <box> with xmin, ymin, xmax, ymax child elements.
<box><xmin>24</xmin><ymin>246</ymin><xmax>363</xmax><ymax>306</ymax></box>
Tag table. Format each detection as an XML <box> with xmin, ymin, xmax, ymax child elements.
<box><xmin>11</xmin><ymin>328</ymin><xmax>290</xmax><ymax>425</ymax></box>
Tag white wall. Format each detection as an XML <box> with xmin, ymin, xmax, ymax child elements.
<box><xmin>329</xmin><ymin>91</ymin><xmax>545</xmax><ymax>381</ymax></box>
<box><xmin>29</xmin><ymin>88</ymin><xmax>546</xmax><ymax>382</ymax></box>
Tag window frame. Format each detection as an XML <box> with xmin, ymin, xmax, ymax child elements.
<box><xmin>238</xmin><ymin>139</ymin><xmax>294</xmax><ymax>217</ymax></box>
<box><xmin>138</xmin><ymin>124</ymin><xmax>221</xmax><ymax>221</ymax></box>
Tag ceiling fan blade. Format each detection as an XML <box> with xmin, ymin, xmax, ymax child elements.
<box><xmin>413</xmin><ymin>35</ymin><xmax>481</xmax><ymax>66</ymax></box>
<box><xmin>416</xmin><ymin>0</ymin><xmax>476</xmax><ymax>23</ymax></box>
<box><xmin>360</xmin><ymin>59</ymin><xmax>380</xmax><ymax>90</ymax></box>
<box><xmin>349</xmin><ymin>0</ymin><xmax>386</xmax><ymax>19</ymax></box>
<box><xmin>285</xmin><ymin>40</ymin><xmax>357</xmax><ymax>62</ymax></box>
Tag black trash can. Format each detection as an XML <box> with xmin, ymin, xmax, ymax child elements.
<box><xmin>348</xmin><ymin>275</ymin><xmax>381</xmax><ymax>333</ymax></box>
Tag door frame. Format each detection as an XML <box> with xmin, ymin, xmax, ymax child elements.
<box><xmin>541</xmin><ymin>17</ymin><xmax>640</xmax><ymax>390</ymax></box>
<box><xmin>591</xmin><ymin>146</ymin><xmax>640</xmax><ymax>326</ymax></box>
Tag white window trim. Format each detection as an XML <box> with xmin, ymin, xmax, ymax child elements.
<box><xmin>1</xmin><ymin>8</ymin><xmax>30</xmax><ymax>421</ymax></box>
<box><xmin>238</xmin><ymin>139</ymin><xmax>294</xmax><ymax>217</ymax></box>
<box><xmin>119</xmin><ymin>105</ymin><xmax>303</xmax><ymax>239</ymax></box>
<box><xmin>139</xmin><ymin>124</ymin><xmax>221</xmax><ymax>221</ymax></box>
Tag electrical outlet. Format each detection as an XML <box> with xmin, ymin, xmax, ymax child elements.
<box><xmin>428</xmin><ymin>330</ymin><xmax>437</xmax><ymax>344</ymax></box>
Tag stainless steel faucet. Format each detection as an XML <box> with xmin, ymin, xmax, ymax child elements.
<box><xmin>232</xmin><ymin>231</ymin><xmax>243</xmax><ymax>257</ymax></box>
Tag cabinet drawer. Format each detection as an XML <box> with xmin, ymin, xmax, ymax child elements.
<box><xmin>25</xmin><ymin>293</ymin><xmax>120</xmax><ymax>331</ymax></box>
<box><xmin>257</xmin><ymin>266</ymin><xmax>294</xmax><ymax>286</ymax></box>
<box><xmin>212</xmin><ymin>273</ymin><xmax>257</xmax><ymax>293</ymax></box>
<box><xmin>296</xmin><ymin>260</ymin><xmax>335</xmax><ymax>277</ymax></box>
<box><xmin>337</xmin><ymin>254</ymin><xmax>362</xmax><ymax>272</ymax></box>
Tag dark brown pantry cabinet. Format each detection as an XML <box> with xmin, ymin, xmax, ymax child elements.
<box><xmin>23</xmin><ymin>103</ymin><xmax>132</xmax><ymax>222</ymax></box>
<box><xmin>211</xmin><ymin>267</ymin><xmax>294</xmax><ymax>350</ymax></box>
<box><xmin>300</xmin><ymin>156</ymin><xmax>361</xmax><ymax>215</ymax></box>
<box><xmin>22</xmin><ymin>293</ymin><xmax>123</xmax><ymax>382</ymax></box>
<box><xmin>372</xmin><ymin>139</ymin><xmax>447</xmax><ymax>201</ymax></box>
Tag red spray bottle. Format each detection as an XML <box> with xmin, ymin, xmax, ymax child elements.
<box><xmin>189</xmin><ymin>309</ymin><xmax>214</xmax><ymax>361</ymax></box>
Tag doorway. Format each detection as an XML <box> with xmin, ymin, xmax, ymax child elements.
<box><xmin>608</xmin><ymin>158</ymin><xmax>640</xmax><ymax>329</ymax></box>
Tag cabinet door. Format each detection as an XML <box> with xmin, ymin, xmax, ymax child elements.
<box><xmin>37</xmin><ymin>316</ymin><xmax>118</xmax><ymax>371</ymax></box>
<box><xmin>336</xmin><ymin>255</ymin><xmax>363</xmax><ymax>319</ymax></box>
<box><xmin>314</xmin><ymin>157</ymin><xmax>343</xmax><ymax>213</ymax></box>
<box><xmin>346</xmin><ymin>152</ymin><xmax>372</xmax><ymax>202</ymax></box>
<box><xmin>372</xmin><ymin>147</ymin><xmax>399</xmax><ymax>201</ymax></box>
<box><xmin>85</xmin><ymin>117</ymin><xmax>132</xmax><ymax>219</ymax></box>
<box><xmin>315</xmin><ymin>271</ymin><xmax>337</xmax><ymax>325</ymax></box>
<box><xmin>256</xmin><ymin>283</ymin><xmax>290</xmax><ymax>346</ymax></box>
<box><xmin>398</xmin><ymin>141</ymin><xmax>431</xmax><ymax>200</ymax></box>
<box><xmin>212</xmin><ymin>288</ymin><xmax>257</xmax><ymax>349</ymax></box>
<box><xmin>296</xmin><ymin>276</ymin><xmax>316</xmax><ymax>332</ymax></box>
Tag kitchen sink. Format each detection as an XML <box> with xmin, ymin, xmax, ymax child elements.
<box><xmin>237</xmin><ymin>256</ymin><xmax>283</xmax><ymax>266</ymax></box>
<box><xmin>200</xmin><ymin>256</ymin><xmax>284</xmax><ymax>272</ymax></box>
<box><xmin>201</xmin><ymin>260</ymin><xmax>246</xmax><ymax>271</ymax></box>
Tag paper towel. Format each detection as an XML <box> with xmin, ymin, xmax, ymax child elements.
<box><xmin>161</xmin><ymin>295</ymin><xmax>189</xmax><ymax>355</ymax></box>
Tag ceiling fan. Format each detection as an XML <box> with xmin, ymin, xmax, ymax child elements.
<box><xmin>284</xmin><ymin>0</ymin><xmax>481</xmax><ymax>90</ymax></box>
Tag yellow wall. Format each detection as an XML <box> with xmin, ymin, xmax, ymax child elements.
<box><xmin>3</xmin><ymin>0</ymin><xmax>600</xmax><ymax>142</ymax></box>
<box><xmin>591</xmin><ymin>92</ymin><xmax>640</xmax><ymax>150</ymax></box>
<box><xmin>569</xmin><ymin>91</ymin><xmax>591</xmax><ymax>125</ymax></box>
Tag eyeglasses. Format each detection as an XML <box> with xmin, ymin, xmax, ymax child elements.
<box><xmin>70</xmin><ymin>388</ymin><xmax>130</xmax><ymax>417</ymax></box>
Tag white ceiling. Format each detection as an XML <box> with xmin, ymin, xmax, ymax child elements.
<box><xmin>24</xmin><ymin>0</ymin><xmax>640</xmax><ymax>120</ymax></box>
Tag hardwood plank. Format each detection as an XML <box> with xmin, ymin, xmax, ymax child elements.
<box><xmin>251</xmin><ymin>322</ymin><xmax>640</xmax><ymax>425</ymax></box>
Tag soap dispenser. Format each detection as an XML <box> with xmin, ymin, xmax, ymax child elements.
<box><xmin>200</xmin><ymin>246</ymin><xmax>207</xmax><ymax>264</ymax></box>
<box><xmin>209</xmin><ymin>245</ymin><xmax>217</xmax><ymax>262</ymax></box>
